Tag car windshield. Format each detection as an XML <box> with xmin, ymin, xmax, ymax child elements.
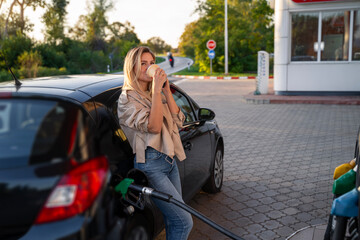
<box><xmin>0</xmin><ymin>99</ymin><xmax>67</xmax><ymax>168</ymax></box>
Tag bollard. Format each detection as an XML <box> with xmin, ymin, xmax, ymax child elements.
<box><xmin>257</xmin><ymin>51</ymin><xmax>269</xmax><ymax>94</ymax></box>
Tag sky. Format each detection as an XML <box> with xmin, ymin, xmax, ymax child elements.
<box><xmin>13</xmin><ymin>0</ymin><xmax>200</xmax><ymax>48</ymax></box>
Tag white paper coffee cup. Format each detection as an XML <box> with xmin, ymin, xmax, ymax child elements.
<box><xmin>146</xmin><ymin>64</ymin><xmax>160</xmax><ymax>78</ymax></box>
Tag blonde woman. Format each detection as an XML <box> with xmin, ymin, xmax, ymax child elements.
<box><xmin>117</xmin><ymin>46</ymin><xmax>193</xmax><ymax>240</ymax></box>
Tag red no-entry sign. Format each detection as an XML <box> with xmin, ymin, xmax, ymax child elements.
<box><xmin>207</xmin><ymin>40</ymin><xmax>216</xmax><ymax>50</ymax></box>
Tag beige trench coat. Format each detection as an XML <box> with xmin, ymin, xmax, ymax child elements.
<box><xmin>117</xmin><ymin>89</ymin><xmax>186</xmax><ymax>163</ymax></box>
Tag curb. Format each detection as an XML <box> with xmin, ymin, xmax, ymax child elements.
<box><xmin>286</xmin><ymin>224</ymin><xmax>327</xmax><ymax>240</ymax></box>
<box><xmin>242</xmin><ymin>94</ymin><xmax>360</xmax><ymax>105</ymax></box>
<box><xmin>171</xmin><ymin>75</ymin><xmax>274</xmax><ymax>80</ymax></box>
<box><xmin>242</xmin><ymin>97</ymin><xmax>270</xmax><ymax>104</ymax></box>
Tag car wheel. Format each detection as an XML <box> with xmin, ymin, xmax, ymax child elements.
<box><xmin>123</xmin><ymin>213</ymin><xmax>151</xmax><ymax>240</ymax></box>
<box><xmin>202</xmin><ymin>146</ymin><xmax>223</xmax><ymax>193</ymax></box>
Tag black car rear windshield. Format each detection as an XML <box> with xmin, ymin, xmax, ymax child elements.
<box><xmin>0</xmin><ymin>99</ymin><xmax>72</xmax><ymax>168</ymax></box>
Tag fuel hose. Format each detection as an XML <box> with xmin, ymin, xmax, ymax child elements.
<box><xmin>115</xmin><ymin>178</ymin><xmax>244</xmax><ymax>240</ymax></box>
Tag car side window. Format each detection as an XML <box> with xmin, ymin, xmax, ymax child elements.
<box><xmin>92</xmin><ymin>90</ymin><xmax>134</xmax><ymax>175</ymax></box>
<box><xmin>172</xmin><ymin>89</ymin><xmax>196</xmax><ymax>123</ymax></box>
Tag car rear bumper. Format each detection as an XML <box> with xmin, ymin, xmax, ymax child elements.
<box><xmin>19</xmin><ymin>215</ymin><xmax>124</xmax><ymax>240</ymax></box>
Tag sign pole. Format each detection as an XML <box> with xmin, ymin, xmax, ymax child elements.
<box><xmin>207</xmin><ymin>40</ymin><xmax>216</xmax><ymax>75</ymax></box>
<box><xmin>224</xmin><ymin>0</ymin><xmax>228</xmax><ymax>75</ymax></box>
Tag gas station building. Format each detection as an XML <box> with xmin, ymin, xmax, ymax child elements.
<box><xmin>273</xmin><ymin>0</ymin><xmax>360</xmax><ymax>95</ymax></box>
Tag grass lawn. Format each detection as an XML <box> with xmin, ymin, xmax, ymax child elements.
<box><xmin>172</xmin><ymin>65</ymin><xmax>257</xmax><ymax>77</ymax></box>
<box><xmin>156</xmin><ymin>57</ymin><xmax>166</xmax><ymax>64</ymax></box>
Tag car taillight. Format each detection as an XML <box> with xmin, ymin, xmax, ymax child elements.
<box><xmin>0</xmin><ymin>92</ymin><xmax>12</xmax><ymax>98</ymax></box>
<box><xmin>35</xmin><ymin>156</ymin><xmax>109</xmax><ymax>224</ymax></box>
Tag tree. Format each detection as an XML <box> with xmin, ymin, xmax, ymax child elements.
<box><xmin>2</xmin><ymin>0</ymin><xmax>45</xmax><ymax>37</ymax></box>
<box><xmin>16</xmin><ymin>0</ymin><xmax>45</xmax><ymax>34</ymax></box>
<box><xmin>108</xmin><ymin>21</ymin><xmax>140</xmax><ymax>43</ymax></box>
<box><xmin>0</xmin><ymin>0</ymin><xmax>150</xmax><ymax>76</ymax></box>
<box><xmin>107</xmin><ymin>21</ymin><xmax>123</xmax><ymax>40</ymax></box>
<box><xmin>68</xmin><ymin>15</ymin><xmax>87</xmax><ymax>41</ymax></box>
<box><xmin>107</xmin><ymin>21</ymin><xmax>140</xmax><ymax>70</ymax></box>
<box><xmin>179</xmin><ymin>0</ymin><xmax>274</xmax><ymax>73</ymax></box>
<box><xmin>178</xmin><ymin>21</ymin><xmax>198</xmax><ymax>58</ymax></box>
<box><xmin>108</xmin><ymin>39</ymin><xmax>138</xmax><ymax>70</ymax></box>
<box><xmin>85</xmin><ymin>0</ymin><xmax>113</xmax><ymax>51</ymax></box>
<box><xmin>0</xmin><ymin>12</ymin><xmax>5</xmax><ymax>38</ymax></box>
<box><xmin>0</xmin><ymin>32</ymin><xmax>32</xmax><ymax>68</ymax></box>
<box><xmin>42</xmin><ymin>0</ymin><xmax>68</xmax><ymax>45</ymax></box>
<box><xmin>146</xmin><ymin>37</ymin><xmax>171</xmax><ymax>54</ymax></box>
<box><xmin>16</xmin><ymin>0</ymin><xmax>45</xmax><ymax>35</ymax></box>
<box><xmin>3</xmin><ymin>0</ymin><xmax>17</xmax><ymax>37</ymax></box>
<box><xmin>0</xmin><ymin>0</ymin><xmax>5</xmax><ymax>9</ymax></box>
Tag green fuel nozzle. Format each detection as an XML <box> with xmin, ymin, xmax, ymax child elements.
<box><xmin>332</xmin><ymin>165</ymin><xmax>357</xmax><ymax>195</ymax></box>
<box><xmin>115</xmin><ymin>178</ymin><xmax>134</xmax><ymax>198</ymax></box>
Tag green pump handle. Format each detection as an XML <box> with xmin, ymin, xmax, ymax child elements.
<box><xmin>115</xmin><ymin>178</ymin><xmax>134</xmax><ymax>198</ymax></box>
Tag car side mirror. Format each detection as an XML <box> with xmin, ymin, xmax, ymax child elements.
<box><xmin>198</xmin><ymin>108</ymin><xmax>215</xmax><ymax>122</ymax></box>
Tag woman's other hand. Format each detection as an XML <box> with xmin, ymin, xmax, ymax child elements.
<box><xmin>162</xmin><ymin>76</ymin><xmax>171</xmax><ymax>95</ymax></box>
<box><xmin>152</xmin><ymin>68</ymin><xmax>167</xmax><ymax>94</ymax></box>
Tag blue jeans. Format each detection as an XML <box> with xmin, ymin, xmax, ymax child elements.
<box><xmin>134</xmin><ymin>147</ymin><xmax>193</xmax><ymax>240</ymax></box>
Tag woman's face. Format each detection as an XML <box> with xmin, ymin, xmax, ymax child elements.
<box><xmin>137</xmin><ymin>52</ymin><xmax>155</xmax><ymax>84</ymax></box>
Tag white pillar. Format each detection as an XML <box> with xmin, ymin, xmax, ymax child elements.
<box><xmin>274</xmin><ymin>0</ymin><xmax>289</xmax><ymax>94</ymax></box>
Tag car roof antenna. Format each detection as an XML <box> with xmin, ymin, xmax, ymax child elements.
<box><xmin>0</xmin><ymin>49</ymin><xmax>22</xmax><ymax>87</ymax></box>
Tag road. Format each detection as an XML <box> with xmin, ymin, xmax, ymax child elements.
<box><xmin>113</xmin><ymin>56</ymin><xmax>193</xmax><ymax>75</ymax></box>
<box><xmin>158</xmin><ymin>56</ymin><xmax>193</xmax><ymax>75</ymax></box>
<box><xmin>155</xmin><ymin>78</ymin><xmax>360</xmax><ymax>240</ymax></box>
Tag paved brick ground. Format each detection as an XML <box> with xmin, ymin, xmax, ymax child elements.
<box><xmin>156</xmin><ymin>78</ymin><xmax>360</xmax><ymax>240</ymax></box>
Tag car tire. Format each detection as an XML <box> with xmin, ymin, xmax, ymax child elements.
<box><xmin>202</xmin><ymin>146</ymin><xmax>223</xmax><ymax>193</ymax></box>
<box><xmin>123</xmin><ymin>213</ymin><xmax>151</xmax><ymax>240</ymax></box>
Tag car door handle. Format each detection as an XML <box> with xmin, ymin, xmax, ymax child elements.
<box><xmin>183</xmin><ymin>142</ymin><xmax>192</xmax><ymax>151</ymax></box>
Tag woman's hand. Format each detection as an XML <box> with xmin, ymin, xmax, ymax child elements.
<box><xmin>148</xmin><ymin>67</ymin><xmax>166</xmax><ymax>134</ymax></box>
<box><xmin>162</xmin><ymin>76</ymin><xmax>171</xmax><ymax>94</ymax></box>
<box><xmin>152</xmin><ymin>68</ymin><xmax>167</xmax><ymax>94</ymax></box>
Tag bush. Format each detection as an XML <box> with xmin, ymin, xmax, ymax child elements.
<box><xmin>0</xmin><ymin>33</ymin><xmax>33</xmax><ymax>69</ymax></box>
<box><xmin>68</xmin><ymin>50</ymin><xmax>109</xmax><ymax>74</ymax></box>
<box><xmin>0</xmin><ymin>67</ymin><xmax>68</xmax><ymax>82</ymax></box>
<box><xmin>35</xmin><ymin>44</ymin><xmax>67</xmax><ymax>68</ymax></box>
<box><xmin>18</xmin><ymin>51</ymin><xmax>42</xmax><ymax>78</ymax></box>
<box><xmin>36</xmin><ymin>67</ymin><xmax>68</xmax><ymax>77</ymax></box>
<box><xmin>0</xmin><ymin>67</ymin><xmax>23</xmax><ymax>82</ymax></box>
<box><xmin>0</xmin><ymin>70</ymin><xmax>12</xmax><ymax>82</ymax></box>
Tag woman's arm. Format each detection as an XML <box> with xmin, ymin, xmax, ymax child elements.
<box><xmin>147</xmin><ymin>68</ymin><xmax>167</xmax><ymax>134</ymax></box>
<box><xmin>147</xmin><ymin>92</ymin><xmax>162</xmax><ymax>133</ymax></box>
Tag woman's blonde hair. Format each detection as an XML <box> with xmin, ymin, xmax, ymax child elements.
<box><xmin>122</xmin><ymin>46</ymin><xmax>156</xmax><ymax>99</ymax></box>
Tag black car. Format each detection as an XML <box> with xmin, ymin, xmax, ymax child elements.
<box><xmin>0</xmin><ymin>74</ymin><xmax>224</xmax><ymax>240</ymax></box>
